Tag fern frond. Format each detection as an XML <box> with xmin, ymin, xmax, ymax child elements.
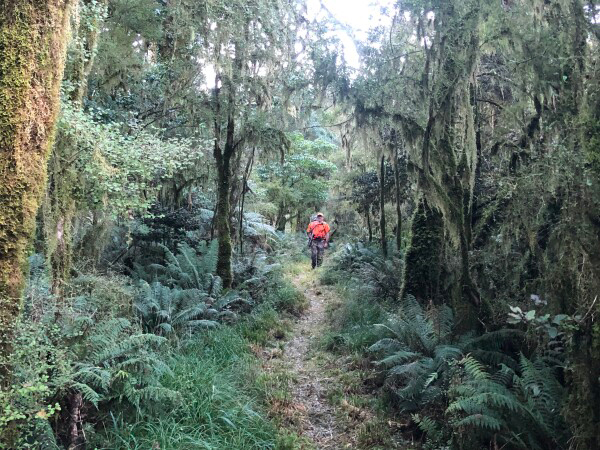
<box><xmin>413</xmin><ymin>414</ymin><xmax>443</xmax><ymax>439</ymax></box>
<box><xmin>461</xmin><ymin>356</ymin><xmax>489</xmax><ymax>380</ymax></box>
<box><xmin>368</xmin><ymin>338</ymin><xmax>404</xmax><ymax>353</ymax></box>
<box><xmin>375</xmin><ymin>350</ymin><xmax>419</xmax><ymax>368</ymax></box>
<box><xmin>452</xmin><ymin>414</ymin><xmax>504</xmax><ymax>431</ymax></box>
<box><xmin>71</xmin><ymin>383</ymin><xmax>101</xmax><ymax>407</ymax></box>
<box><xmin>433</xmin><ymin>345</ymin><xmax>462</xmax><ymax>361</ymax></box>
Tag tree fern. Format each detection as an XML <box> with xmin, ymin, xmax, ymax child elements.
<box><xmin>132</xmin><ymin>240</ymin><xmax>218</xmax><ymax>292</ymax></box>
<box><xmin>134</xmin><ymin>281</ymin><xmax>218</xmax><ymax>337</ymax></box>
<box><xmin>63</xmin><ymin>312</ymin><xmax>178</xmax><ymax>417</ymax></box>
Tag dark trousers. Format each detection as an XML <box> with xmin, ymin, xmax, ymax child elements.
<box><xmin>310</xmin><ymin>239</ymin><xmax>326</xmax><ymax>268</ymax></box>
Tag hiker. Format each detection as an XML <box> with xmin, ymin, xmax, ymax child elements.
<box><xmin>306</xmin><ymin>212</ymin><xmax>330</xmax><ymax>269</ymax></box>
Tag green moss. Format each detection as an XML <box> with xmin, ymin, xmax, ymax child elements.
<box><xmin>583</xmin><ymin>93</ymin><xmax>600</xmax><ymax>175</ymax></box>
<box><xmin>44</xmin><ymin>130</ymin><xmax>78</xmax><ymax>296</ymax></box>
<box><xmin>400</xmin><ymin>198</ymin><xmax>444</xmax><ymax>303</ymax></box>
<box><xmin>0</xmin><ymin>0</ymin><xmax>73</xmax><ymax>381</ymax></box>
<box><xmin>215</xmin><ymin>164</ymin><xmax>233</xmax><ymax>288</ymax></box>
<box><xmin>565</xmin><ymin>303</ymin><xmax>600</xmax><ymax>448</ymax></box>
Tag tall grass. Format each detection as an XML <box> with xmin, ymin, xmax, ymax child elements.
<box><xmin>97</xmin><ymin>327</ymin><xmax>291</xmax><ymax>449</ymax></box>
<box><xmin>318</xmin><ymin>242</ymin><xmax>400</xmax><ymax>354</ymax></box>
<box><xmin>320</xmin><ymin>282</ymin><xmax>388</xmax><ymax>354</ymax></box>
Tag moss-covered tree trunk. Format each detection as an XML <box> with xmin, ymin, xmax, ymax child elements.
<box><xmin>214</xmin><ymin>114</ymin><xmax>235</xmax><ymax>288</ymax></box>
<box><xmin>238</xmin><ymin>148</ymin><xmax>254</xmax><ymax>255</ymax></box>
<box><xmin>0</xmin><ymin>0</ymin><xmax>73</xmax><ymax>381</ymax></box>
<box><xmin>393</xmin><ymin>146</ymin><xmax>402</xmax><ymax>251</ymax></box>
<box><xmin>66</xmin><ymin>0</ymin><xmax>106</xmax><ymax>105</ymax></box>
<box><xmin>401</xmin><ymin>1</ymin><xmax>487</xmax><ymax>328</ymax></box>
<box><xmin>295</xmin><ymin>211</ymin><xmax>304</xmax><ymax>232</ymax></box>
<box><xmin>45</xmin><ymin>0</ymin><xmax>107</xmax><ymax>298</ymax></box>
<box><xmin>211</xmin><ymin>33</ymin><xmax>247</xmax><ymax>290</ymax></box>
<box><xmin>276</xmin><ymin>203</ymin><xmax>287</xmax><ymax>232</ymax></box>
<box><xmin>379</xmin><ymin>154</ymin><xmax>387</xmax><ymax>257</ymax></box>
<box><xmin>400</xmin><ymin>198</ymin><xmax>444</xmax><ymax>303</ymax></box>
<box><xmin>560</xmin><ymin>1</ymin><xmax>600</xmax><ymax>444</ymax></box>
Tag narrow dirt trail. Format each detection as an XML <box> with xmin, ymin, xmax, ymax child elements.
<box><xmin>256</xmin><ymin>271</ymin><xmax>372</xmax><ymax>450</ymax></box>
<box><xmin>281</xmin><ymin>270</ymin><xmax>349</xmax><ymax>449</ymax></box>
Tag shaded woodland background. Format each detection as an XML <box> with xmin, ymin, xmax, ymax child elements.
<box><xmin>1</xmin><ymin>0</ymin><xmax>599</xmax><ymax>448</ymax></box>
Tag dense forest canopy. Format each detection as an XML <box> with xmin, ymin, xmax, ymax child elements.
<box><xmin>1</xmin><ymin>0</ymin><xmax>599</xmax><ymax>448</ymax></box>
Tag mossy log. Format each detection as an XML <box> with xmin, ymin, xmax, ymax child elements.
<box><xmin>0</xmin><ymin>0</ymin><xmax>73</xmax><ymax>380</ymax></box>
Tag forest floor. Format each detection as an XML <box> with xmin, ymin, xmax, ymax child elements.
<box><xmin>259</xmin><ymin>263</ymin><xmax>402</xmax><ymax>449</ymax></box>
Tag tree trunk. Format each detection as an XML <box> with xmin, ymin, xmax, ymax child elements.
<box><xmin>50</xmin><ymin>209</ymin><xmax>73</xmax><ymax>300</ymax></box>
<box><xmin>0</xmin><ymin>0</ymin><xmax>73</xmax><ymax>383</ymax></box>
<box><xmin>45</xmin><ymin>0</ymin><xmax>106</xmax><ymax>300</ymax></box>
<box><xmin>66</xmin><ymin>0</ymin><xmax>107</xmax><ymax>106</ymax></box>
<box><xmin>400</xmin><ymin>198</ymin><xmax>444</xmax><ymax>303</ymax></box>
<box><xmin>229</xmin><ymin>139</ymin><xmax>244</xmax><ymax>240</ymax></box>
<box><xmin>214</xmin><ymin>112</ymin><xmax>235</xmax><ymax>288</ymax></box>
<box><xmin>379</xmin><ymin>155</ymin><xmax>387</xmax><ymax>257</ymax></box>
<box><xmin>402</xmin><ymin>0</ymin><xmax>484</xmax><ymax>323</ymax></box>
<box><xmin>67</xmin><ymin>391</ymin><xmax>83</xmax><ymax>450</ymax></box>
<box><xmin>276</xmin><ymin>203</ymin><xmax>287</xmax><ymax>232</ymax></box>
<box><xmin>238</xmin><ymin>148</ymin><xmax>254</xmax><ymax>255</ymax></box>
<box><xmin>295</xmin><ymin>211</ymin><xmax>303</xmax><ymax>232</ymax></box>
<box><xmin>393</xmin><ymin>147</ymin><xmax>402</xmax><ymax>251</ymax></box>
<box><xmin>215</xmin><ymin>158</ymin><xmax>233</xmax><ymax>287</ymax></box>
<box><xmin>213</xmin><ymin>34</ymin><xmax>246</xmax><ymax>289</ymax></box>
<box><xmin>341</xmin><ymin>121</ymin><xmax>351</xmax><ymax>170</ymax></box>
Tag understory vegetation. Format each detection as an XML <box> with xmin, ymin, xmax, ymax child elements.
<box><xmin>4</xmin><ymin>237</ymin><xmax>308</xmax><ymax>449</ymax></box>
<box><xmin>1</xmin><ymin>0</ymin><xmax>599</xmax><ymax>448</ymax></box>
<box><xmin>320</xmin><ymin>242</ymin><xmax>579</xmax><ymax>449</ymax></box>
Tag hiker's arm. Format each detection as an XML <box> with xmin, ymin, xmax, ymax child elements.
<box><xmin>325</xmin><ymin>232</ymin><xmax>330</xmax><ymax>247</ymax></box>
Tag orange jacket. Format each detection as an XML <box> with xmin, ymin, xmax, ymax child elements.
<box><xmin>307</xmin><ymin>221</ymin><xmax>330</xmax><ymax>239</ymax></box>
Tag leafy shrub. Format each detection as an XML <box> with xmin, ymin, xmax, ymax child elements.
<box><xmin>0</xmin><ymin>320</ymin><xmax>71</xmax><ymax>448</ymax></box>
<box><xmin>56</xmin><ymin>276</ymin><xmax>179</xmax><ymax>427</ymax></box>
<box><xmin>3</xmin><ymin>265</ymin><xmax>179</xmax><ymax>448</ymax></box>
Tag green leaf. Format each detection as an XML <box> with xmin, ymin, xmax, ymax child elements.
<box><xmin>552</xmin><ymin>314</ymin><xmax>568</xmax><ymax>325</ymax></box>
